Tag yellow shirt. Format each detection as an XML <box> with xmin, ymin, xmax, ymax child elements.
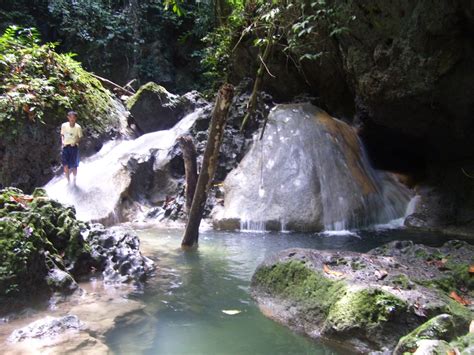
<box><xmin>61</xmin><ymin>122</ymin><xmax>83</xmax><ymax>146</ymax></box>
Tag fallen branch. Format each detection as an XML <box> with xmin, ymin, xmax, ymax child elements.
<box><xmin>90</xmin><ymin>73</ymin><xmax>134</xmax><ymax>96</ymax></box>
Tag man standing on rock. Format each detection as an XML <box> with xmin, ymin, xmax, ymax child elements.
<box><xmin>61</xmin><ymin>111</ymin><xmax>83</xmax><ymax>186</ymax></box>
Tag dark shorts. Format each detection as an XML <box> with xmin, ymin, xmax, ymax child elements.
<box><xmin>62</xmin><ymin>145</ymin><xmax>80</xmax><ymax>168</ymax></box>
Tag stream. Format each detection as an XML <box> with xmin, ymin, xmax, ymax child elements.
<box><xmin>103</xmin><ymin>226</ymin><xmax>453</xmax><ymax>354</ymax></box>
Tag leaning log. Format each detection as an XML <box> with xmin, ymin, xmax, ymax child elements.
<box><xmin>178</xmin><ymin>135</ymin><xmax>198</xmax><ymax>213</ymax></box>
<box><xmin>181</xmin><ymin>84</ymin><xmax>234</xmax><ymax>247</ymax></box>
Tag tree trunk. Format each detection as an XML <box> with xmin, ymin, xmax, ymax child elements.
<box><xmin>178</xmin><ymin>135</ymin><xmax>198</xmax><ymax>213</ymax></box>
<box><xmin>181</xmin><ymin>84</ymin><xmax>234</xmax><ymax>247</ymax></box>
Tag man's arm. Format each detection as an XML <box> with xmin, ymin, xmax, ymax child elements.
<box><xmin>60</xmin><ymin>125</ymin><xmax>65</xmax><ymax>146</ymax></box>
<box><xmin>77</xmin><ymin>126</ymin><xmax>83</xmax><ymax>145</ymax></box>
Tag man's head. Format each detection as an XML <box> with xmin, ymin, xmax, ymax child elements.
<box><xmin>67</xmin><ymin>111</ymin><xmax>78</xmax><ymax>125</ymax></box>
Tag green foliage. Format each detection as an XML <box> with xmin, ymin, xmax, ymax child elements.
<box><xmin>0</xmin><ymin>26</ymin><xmax>113</xmax><ymax>141</ymax></box>
<box><xmin>0</xmin><ymin>187</ymin><xmax>88</xmax><ymax>299</ymax></box>
<box><xmin>199</xmin><ymin>0</ymin><xmax>356</xmax><ymax>90</ymax></box>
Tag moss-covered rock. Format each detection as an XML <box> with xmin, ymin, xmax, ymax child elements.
<box><xmin>126</xmin><ymin>82</ymin><xmax>202</xmax><ymax>134</ymax></box>
<box><xmin>0</xmin><ymin>187</ymin><xmax>154</xmax><ymax>314</ymax></box>
<box><xmin>395</xmin><ymin>314</ymin><xmax>466</xmax><ymax>354</ymax></box>
<box><xmin>251</xmin><ymin>243</ymin><xmax>473</xmax><ymax>353</ymax></box>
<box><xmin>0</xmin><ymin>187</ymin><xmax>90</xmax><ymax>311</ymax></box>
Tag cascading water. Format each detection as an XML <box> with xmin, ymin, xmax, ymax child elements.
<box><xmin>213</xmin><ymin>103</ymin><xmax>412</xmax><ymax>232</ymax></box>
<box><xmin>45</xmin><ymin>108</ymin><xmax>206</xmax><ymax>223</ymax></box>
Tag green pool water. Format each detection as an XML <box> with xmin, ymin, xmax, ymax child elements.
<box><xmin>105</xmin><ymin>227</ymin><xmax>457</xmax><ymax>355</ymax></box>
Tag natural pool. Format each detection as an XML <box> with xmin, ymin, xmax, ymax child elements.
<box><xmin>104</xmin><ymin>227</ymin><xmax>458</xmax><ymax>354</ymax></box>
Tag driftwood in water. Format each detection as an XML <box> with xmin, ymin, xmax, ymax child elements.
<box><xmin>178</xmin><ymin>135</ymin><xmax>198</xmax><ymax>212</ymax></box>
<box><xmin>181</xmin><ymin>84</ymin><xmax>234</xmax><ymax>247</ymax></box>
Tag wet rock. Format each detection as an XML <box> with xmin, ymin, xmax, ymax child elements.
<box><xmin>251</xmin><ymin>240</ymin><xmax>473</xmax><ymax>353</ymax></box>
<box><xmin>8</xmin><ymin>315</ymin><xmax>83</xmax><ymax>343</ymax></box>
<box><xmin>126</xmin><ymin>82</ymin><xmax>207</xmax><ymax>134</ymax></box>
<box><xmin>6</xmin><ymin>315</ymin><xmax>111</xmax><ymax>355</ymax></box>
<box><xmin>213</xmin><ymin>103</ymin><xmax>411</xmax><ymax>231</ymax></box>
<box><xmin>86</xmin><ymin>225</ymin><xmax>154</xmax><ymax>283</ymax></box>
<box><xmin>45</xmin><ymin>269</ymin><xmax>78</xmax><ymax>294</ymax></box>
<box><xmin>154</xmin><ymin>85</ymin><xmax>271</xmax><ymax>223</ymax></box>
<box><xmin>394</xmin><ymin>314</ymin><xmax>465</xmax><ymax>354</ymax></box>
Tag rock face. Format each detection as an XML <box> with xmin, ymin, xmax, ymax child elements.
<box><xmin>213</xmin><ymin>103</ymin><xmax>411</xmax><ymax>232</ymax></box>
<box><xmin>234</xmin><ymin>1</ymin><xmax>474</xmax><ymax>161</ymax></box>
<box><xmin>231</xmin><ymin>1</ymin><xmax>474</xmax><ymax>234</ymax></box>
<box><xmin>126</xmin><ymin>82</ymin><xmax>208</xmax><ymax>134</ymax></box>
<box><xmin>251</xmin><ymin>240</ymin><xmax>473</xmax><ymax>353</ymax></box>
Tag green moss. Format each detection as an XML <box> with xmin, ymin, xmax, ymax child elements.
<box><xmin>440</xmin><ymin>296</ymin><xmax>472</xmax><ymax>324</ymax></box>
<box><xmin>397</xmin><ymin>315</ymin><xmax>474</xmax><ymax>354</ymax></box>
<box><xmin>450</xmin><ymin>333</ymin><xmax>474</xmax><ymax>352</ymax></box>
<box><xmin>253</xmin><ymin>260</ymin><xmax>407</xmax><ymax>331</ymax></box>
<box><xmin>0</xmin><ymin>187</ymin><xmax>89</xmax><ymax>300</ymax></box>
<box><xmin>392</xmin><ymin>274</ymin><xmax>414</xmax><ymax>290</ymax></box>
<box><xmin>415</xmin><ymin>262</ymin><xmax>472</xmax><ymax>294</ymax></box>
<box><xmin>350</xmin><ymin>260</ymin><xmax>366</xmax><ymax>270</ymax></box>
<box><xmin>253</xmin><ymin>260</ymin><xmax>346</xmax><ymax>317</ymax></box>
<box><xmin>326</xmin><ymin>288</ymin><xmax>407</xmax><ymax>331</ymax></box>
<box><xmin>414</xmin><ymin>248</ymin><xmax>429</xmax><ymax>259</ymax></box>
<box><xmin>396</xmin><ymin>314</ymin><xmax>458</xmax><ymax>353</ymax></box>
<box><xmin>126</xmin><ymin>81</ymin><xmax>170</xmax><ymax>110</ymax></box>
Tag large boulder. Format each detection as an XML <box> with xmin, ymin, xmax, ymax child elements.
<box><xmin>212</xmin><ymin>103</ymin><xmax>411</xmax><ymax>232</ymax></box>
<box><xmin>126</xmin><ymin>82</ymin><xmax>207</xmax><ymax>134</ymax></box>
<box><xmin>251</xmin><ymin>240</ymin><xmax>473</xmax><ymax>353</ymax></box>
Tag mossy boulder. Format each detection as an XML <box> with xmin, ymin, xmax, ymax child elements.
<box><xmin>251</xmin><ymin>242</ymin><xmax>473</xmax><ymax>353</ymax></box>
<box><xmin>395</xmin><ymin>314</ymin><xmax>469</xmax><ymax>354</ymax></box>
<box><xmin>0</xmin><ymin>187</ymin><xmax>91</xmax><ymax>311</ymax></box>
<box><xmin>126</xmin><ymin>82</ymin><xmax>204</xmax><ymax>134</ymax></box>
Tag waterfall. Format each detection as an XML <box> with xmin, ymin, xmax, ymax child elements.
<box><xmin>44</xmin><ymin>108</ymin><xmax>206</xmax><ymax>223</ymax></box>
<box><xmin>213</xmin><ymin>103</ymin><xmax>412</xmax><ymax>232</ymax></box>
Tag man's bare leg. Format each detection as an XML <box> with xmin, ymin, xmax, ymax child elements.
<box><xmin>71</xmin><ymin>168</ymin><xmax>77</xmax><ymax>186</ymax></box>
<box><xmin>64</xmin><ymin>166</ymin><xmax>70</xmax><ymax>184</ymax></box>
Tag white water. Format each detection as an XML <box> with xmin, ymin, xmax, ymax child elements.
<box><xmin>45</xmin><ymin>109</ymin><xmax>205</xmax><ymax>222</ymax></box>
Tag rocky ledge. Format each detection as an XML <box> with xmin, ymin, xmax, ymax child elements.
<box><xmin>0</xmin><ymin>187</ymin><xmax>153</xmax><ymax>315</ymax></box>
<box><xmin>251</xmin><ymin>240</ymin><xmax>473</xmax><ymax>353</ymax></box>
